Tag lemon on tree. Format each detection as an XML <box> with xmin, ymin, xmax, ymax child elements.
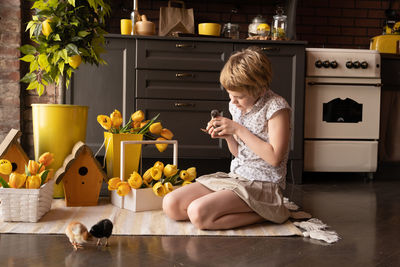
<box><xmin>19</xmin><ymin>0</ymin><xmax>111</xmax><ymax>101</ymax></box>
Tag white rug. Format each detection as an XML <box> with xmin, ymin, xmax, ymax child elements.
<box><xmin>0</xmin><ymin>199</ymin><xmax>303</xmax><ymax>237</ymax></box>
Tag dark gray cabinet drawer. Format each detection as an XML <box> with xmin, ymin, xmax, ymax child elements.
<box><xmin>136</xmin><ymin>99</ymin><xmax>230</xmax><ymax>159</ymax></box>
<box><xmin>136</xmin><ymin>39</ymin><xmax>232</xmax><ymax>71</ymax></box>
<box><xmin>136</xmin><ymin>69</ymin><xmax>229</xmax><ymax>100</ymax></box>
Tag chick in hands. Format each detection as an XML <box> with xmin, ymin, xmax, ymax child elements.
<box><xmin>89</xmin><ymin>219</ymin><xmax>113</xmax><ymax>247</ymax></box>
<box><xmin>65</xmin><ymin>221</ymin><xmax>91</xmax><ymax>250</ymax></box>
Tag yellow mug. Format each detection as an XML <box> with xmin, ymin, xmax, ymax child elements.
<box><xmin>121</xmin><ymin>19</ymin><xmax>132</xmax><ymax>35</ymax></box>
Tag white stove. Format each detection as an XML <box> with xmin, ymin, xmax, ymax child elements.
<box><xmin>304</xmin><ymin>48</ymin><xmax>381</xmax><ymax>174</ymax></box>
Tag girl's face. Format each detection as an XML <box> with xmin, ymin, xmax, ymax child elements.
<box><xmin>226</xmin><ymin>89</ymin><xmax>259</xmax><ymax>113</ymax></box>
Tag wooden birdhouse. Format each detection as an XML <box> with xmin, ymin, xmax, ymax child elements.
<box><xmin>0</xmin><ymin>129</ymin><xmax>29</xmax><ymax>182</ymax></box>
<box><xmin>55</xmin><ymin>141</ymin><xmax>107</xmax><ymax>207</ymax></box>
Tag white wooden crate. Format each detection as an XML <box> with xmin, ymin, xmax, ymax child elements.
<box><xmin>111</xmin><ymin>140</ymin><xmax>178</xmax><ymax>212</ymax></box>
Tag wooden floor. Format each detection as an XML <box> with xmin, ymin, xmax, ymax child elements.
<box><xmin>1</xmin><ymin>166</ymin><xmax>399</xmax><ymax>267</ymax></box>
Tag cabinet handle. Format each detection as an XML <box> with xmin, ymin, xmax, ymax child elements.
<box><xmin>176</xmin><ymin>43</ymin><xmax>195</xmax><ymax>48</ymax></box>
<box><xmin>174</xmin><ymin>102</ymin><xmax>195</xmax><ymax>108</ymax></box>
<box><xmin>176</xmin><ymin>73</ymin><xmax>194</xmax><ymax>78</ymax></box>
<box><xmin>261</xmin><ymin>47</ymin><xmax>280</xmax><ymax>52</ymax></box>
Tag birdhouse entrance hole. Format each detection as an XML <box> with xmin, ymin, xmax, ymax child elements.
<box><xmin>79</xmin><ymin>167</ymin><xmax>88</xmax><ymax>176</ymax></box>
<box><xmin>11</xmin><ymin>163</ymin><xmax>17</xmax><ymax>171</ymax></box>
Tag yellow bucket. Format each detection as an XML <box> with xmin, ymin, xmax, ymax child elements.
<box><xmin>32</xmin><ymin>104</ymin><xmax>88</xmax><ymax>198</ymax></box>
<box><xmin>104</xmin><ymin>132</ymin><xmax>143</xmax><ymax>180</ymax></box>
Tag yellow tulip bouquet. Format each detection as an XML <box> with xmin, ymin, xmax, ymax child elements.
<box><xmin>0</xmin><ymin>152</ymin><xmax>54</xmax><ymax>189</ymax></box>
<box><xmin>108</xmin><ymin>161</ymin><xmax>196</xmax><ymax>197</ymax></box>
<box><xmin>97</xmin><ymin>109</ymin><xmax>174</xmax><ymax>152</ymax></box>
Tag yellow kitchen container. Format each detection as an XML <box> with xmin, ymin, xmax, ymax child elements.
<box><xmin>32</xmin><ymin>104</ymin><xmax>88</xmax><ymax>198</ymax></box>
<box><xmin>198</xmin><ymin>23</ymin><xmax>221</xmax><ymax>36</ymax></box>
<box><xmin>370</xmin><ymin>34</ymin><xmax>400</xmax><ymax>54</ymax></box>
<box><xmin>104</xmin><ymin>132</ymin><xmax>143</xmax><ymax>180</ymax></box>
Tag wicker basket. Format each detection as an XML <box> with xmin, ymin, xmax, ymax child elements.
<box><xmin>0</xmin><ymin>179</ymin><xmax>55</xmax><ymax>222</ymax></box>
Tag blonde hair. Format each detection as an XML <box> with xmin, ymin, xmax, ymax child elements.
<box><xmin>220</xmin><ymin>46</ymin><xmax>272</xmax><ymax>98</ymax></box>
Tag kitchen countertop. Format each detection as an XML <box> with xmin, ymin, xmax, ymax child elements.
<box><xmin>106</xmin><ymin>33</ymin><xmax>308</xmax><ymax>45</ymax></box>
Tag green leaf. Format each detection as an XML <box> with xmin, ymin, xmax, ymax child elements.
<box><xmin>58</xmin><ymin>62</ymin><xmax>64</xmax><ymax>74</ymax></box>
<box><xmin>38</xmin><ymin>54</ymin><xmax>49</xmax><ymax>69</ymax></box>
<box><xmin>66</xmin><ymin>43</ymin><xmax>79</xmax><ymax>55</ymax></box>
<box><xmin>78</xmin><ymin>31</ymin><xmax>90</xmax><ymax>38</ymax></box>
<box><xmin>0</xmin><ymin>176</ymin><xmax>10</xmax><ymax>188</ymax></box>
<box><xmin>68</xmin><ymin>0</ymin><xmax>75</xmax><ymax>7</ymax></box>
<box><xmin>20</xmin><ymin>72</ymin><xmax>37</xmax><ymax>83</ymax></box>
<box><xmin>19</xmin><ymin>44</ymin><xmax>36</xmax><ymax>55</ymax></box>
<box><xmin>61</xmin><ymin>49</ymin><xmax>68</xmax><ymax>61</ymax></box>
<box><xmin>29</xmin><ymin>60</ymin><xmax>39</xmax><ymax>73</ymax></box>
<box><xmin>20</xmin><ymin>54</ymin><xmax>35</xmax><ymax>62</ymax></box>
<box><xmin>26</xmin><ymin>21</ymin><xmax>35</xmax><ymax>31</ymax></box>
<box><xmin>53</xmin><ymin>34</ymin><xmax>61</xmax><ymax>41</ymax></box>
<box><xmin>40</xmin><ymin>169</ymin><xmax>49</xmax><ymax>185</ymax></box>
<box><xmin>25</xmin><ymin>164</ymin><xmax>30</xmax><ymax>176</ymax></box>
<box><xmin>38</xmin><ymin>83</ymin><xmax>45</xmax><ymax>96</ymax></box>
<box><xmin>26</xmin><ymin>80</ymin><xmax>39</xmax><ymax>90</ymax></box>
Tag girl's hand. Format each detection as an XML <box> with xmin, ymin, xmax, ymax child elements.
<box><xmin>206</xmin><ymin>117</ymin><xmax>238</xmax><ymax>138</ymax></box>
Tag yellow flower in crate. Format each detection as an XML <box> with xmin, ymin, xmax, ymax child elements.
<box><xmin>182</xmin><ymin>181</ymin><xmax>192</xmax><ymax>186</ymax></box>
<box><xmin>163</xmin><ymin>164</ymin><xmax>177</xmax><ymax>177</ymax></box>
<box><xmin>140</xmin><ymin>120</ymin><xmax>149</xmax><ymax>128</ymax></box>
<box><xmin>9</xmin><ymin>172</ymin><xmax>26</xmax><ymax>188</ymax></box>
<box><xmin>117</xmin><ymin>181</ymin><xmax>131</xmax><ymax>196</ymax></box>
<box><xmin>160</xmin><ymin>128</ymin><xmax>174</xmax><ymax>140</ymax></box>
<box><xmin>142</xmin><ymin>168</ymin><xmax>153</xmax><ymax>183</ymax></box>
<box><xmin>128</xmin><ymin>171</ymin><xmax>142</xmax><ymax>189</ymax></box>
<box><xmin>131</xmin><ymin>110</ymin><xmax>144</xmax><ymax>122</ymax></box>
<box><xmin>26</xmin><ymin>175</ymin><xmax>41</xmax><ymax>189</ymax></box>
<box><xmin>38</xmin><ymin>152</ymin><xmax>54</xmax><ymax>167</ymax></box>
<box><xmin>152</xmin><ymin>181</ymin><xmax>166</xmax><ymax>197</ymax></box>
<box><xmin>155</xmin><ymin>137</ymin><xmax>168</xmax><ymax>152</ymax></box>
<box><xmin>153</xmin><ymin>161</ymin><xmax>164</xmax><ymax>170</ymax></box>
<box><xmin>164</xmin><ymin>182</ymin><xmax>174</xmax><ymax>194</ymax></box>
<box><xmin>108</xmin><ymin>177</ymin><xmax>121</xmax><ymax>191</ymax></box>
<box><xmin>150</xmin><ymin>167</ymin><xmax>162</xmax><ymax>180</ymax></box>
<box><xmin>149</xmin><ymin>122</ymin><xmax>163</xmax><ymax>135</ymax></box>
<box><xmin>132</xmin><ymin>121</ymin><xmax>141</xmax><ymax>129</ymax></box>
<box><xmin>179</xmin><ymin>170</ymin><xmax>191</xmax><ymax>181</ymax></box>
<box><xmin>186</xmin><ymin>167</ymin><xmax>197</xmax><ymax>181</ymax></box>
<box><xmin>27</xmin><ymin>160</ymin><xmax>44</xmax><ymax>175</ymax></box>
<box><xmin>97</xmin><ymin>115</ymin><xmax>112</xmax><ymax>130</ymax></box>
<box><xmin>0</xmin><ymin>159</ymin><xmax>12</xmax><ymax>175</ymax></box>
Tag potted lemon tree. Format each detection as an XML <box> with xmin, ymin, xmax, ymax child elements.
<box><xmin>19</xmin><ymin>0</ymin><xmax>111</xmax><ymax>198</ymax></box>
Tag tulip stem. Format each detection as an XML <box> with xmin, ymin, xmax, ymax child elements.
<box><xmin>0</xmin><ymin>176</ymin><xmax>10</xmax><ymax>188</ymax></box>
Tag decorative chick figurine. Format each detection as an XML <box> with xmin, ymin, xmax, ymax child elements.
<box><xmin>201</xmin><ymin>110</ymin><xmax>222</xmax><ymax>133</ymax></box>
<box><xmin>65</xmin><ymin>221</ymin><xmax>91</xmax><ymax>250</ymax></box>
<box><xmin>89</xmin><ymin>219</ymin><xmax>113</xmax><ymax>247</ymax></box>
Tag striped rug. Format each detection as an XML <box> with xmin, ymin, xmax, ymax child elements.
<box><xmin>0</xmin><ymin>199</ymin><xmax>303</xmax><ymax>237</ymax></box>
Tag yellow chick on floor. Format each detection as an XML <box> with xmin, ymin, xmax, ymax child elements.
<box><xmin>65</xmin><ymin>221</ymin><xmax>91</xmax><ymax>250</ymax></box>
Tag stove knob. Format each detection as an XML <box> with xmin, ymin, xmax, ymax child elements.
<box><xmin>361</xmin><ymin>61</ymin><xmax>368</xmax><ymax>69</ymax></box>
<box><xmin>322</xmin><ymin>60</ymin><xmax>330</xmax><ymax>68</ymax></box>
<box><xmin>346</xmin><ymin>61</ymin><xmax>353</xmax><ymax>69</ymax></box>
<box><xmin>315</xmin><ymin>60</ymin><xmax>323</xmax><ymax>68</ymax></box>
<box><xmin>330</xmin><ymin>61</ymin><xmax>338</xmax><ymax>68</ymax></box>
<box><xmin>353</xmin><ymin>61</ymin><xmax>361</xmax><ymax>69</ymax></box>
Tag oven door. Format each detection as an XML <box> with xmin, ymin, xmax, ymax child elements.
<box><xmin>304</xmin><ymin>77</ymin><xmax>381</xmax><ymax>139</ymax></box>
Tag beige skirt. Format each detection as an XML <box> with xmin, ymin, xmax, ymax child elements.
<box><xmin>196</xmin><ymin>172</ymin><xmax>290</xmax><ymax>224</ymax></box>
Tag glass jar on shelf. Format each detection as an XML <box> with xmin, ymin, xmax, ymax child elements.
<box><xmin>271</xmin><ymin>7</ymin><xmax>287</xmax><ymax>40</ymax></box>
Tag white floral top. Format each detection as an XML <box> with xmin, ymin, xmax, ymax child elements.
<box><xmin>229</xmin><ymin>89</ymin><xmax>291</xmax><ymax>188</ymax></box>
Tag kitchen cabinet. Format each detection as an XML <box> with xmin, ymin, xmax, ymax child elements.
<box><xmin>70</xmin><ymin>35</ymin><xmax>306</xmax><ymax>183</ymax></box>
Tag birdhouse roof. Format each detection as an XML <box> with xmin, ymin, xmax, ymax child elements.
<box><xmin>0</xmin><ymin>129</ymin><xmax>28</xmax><ymax>159</ymax></box>
<box><xmin>55</xmin><ymin>141</ymin><xmax>107</xmax><ymax>184</ymax></box>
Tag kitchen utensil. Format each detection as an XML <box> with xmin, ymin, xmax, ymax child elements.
<box><xmin>198</xmin><ymin>23</ymin><xmax>221</xmax><ymax>36</ymax></box>
<box><xmin>120</xmin><ymin>19</ymin><xmax>132</xmax><ymax>35</ymax></box>
<box><xmin>248</xmin><ymin>15</ymin><xmax>267</xmax><ymax>37</ymax></box>
<box><xmin>136</xmin><ymin>15</ymin><xmax>155</xmax><ymax>35</ymax></box>
<box><xmin>222</xmin><ymin>23</ymin><xmax>239</xmax><ymax>39</ymax></box>
<box><xmin>271</xmin><ymin>7</ymin><xmax>287</xmax><ymax>40</ymax></box>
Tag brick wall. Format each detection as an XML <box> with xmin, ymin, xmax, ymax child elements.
<box><xmin>0</xmin><ymin>0</ymin><xmax>21</xmax><ymax>145</ymax></box>
<box><xmin>6</xmin><ymin>0</ymin><xmax>400</xmax><ymax>156</ymax></box>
